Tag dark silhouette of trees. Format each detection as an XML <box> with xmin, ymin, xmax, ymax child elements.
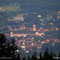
<box><xmin>42</xmin><ymin>48</ymin><xmax>54</xmax><ymax>60</ymax></box>
<box><xmin>39</xmin><ymin>52</ymin><xmax>42</xmax><ymax>60</ymax></box>
<box><xmin>27</xmin><ymin>55</ymin><xmax>31</xmax><ymax>60</ymax></box>
<box><xmin>30</xmin><ymin>49</ymin><xmax>56</xmax><ymax>60</ymax></box>
<box><xmin>23</xmin><ymin>56</ymin><xmax>26</xmax><ymax>60</ymax></box>
<box><xmin>0</xmin><ymin>33</ymin><xmax>59</xmax><ymax>60</ymax></box>
<box><xmin>58</xmin><ymin>52</ymin><xmax>60</xmax><ymax>60</ymax></box>
<box><xmin>10</xmin><ymin>38</ymin><xmax>19</xmax><ymax>60</ymax></box>
<box><xmin>0</xmin><ymin>33</ymin><xmax>20</xmax><ymax>60</ymax></box>
<box><xmin>31</xmin><ymin>52</ymin><xmax>37</xmax><ymax>60</ymax></box>
<box><xmin>0</xmin><ymin>33</ymin><xmax>7</xmax><ymax>57</ymax></box>
<box><xmin>17</xmin><ymin>53</ymin><xmax>21</xmax><ymax>60</ymax></box>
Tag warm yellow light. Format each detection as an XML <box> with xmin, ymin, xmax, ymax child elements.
<box><xmin>35</xmin><ymin>32</ymin><xmax>39</xmax><ymax>35</ymax></box>
<box><xmin>20</xmin><ymin>46</ymin><xmax>25</xmax><ymax>49</ymax></box>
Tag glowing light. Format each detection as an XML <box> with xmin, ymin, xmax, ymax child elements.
<box><xmin>38</xmin><ymin>47</ymin><xmax>40</xmax><ymax>49</ymax></box>
<box><xmin>20</xmin><ymin>46</ymin><xmax>25</xmax><ymax>49</ymax></box>
<box><xmin>23</xmin><ymin>35</ymin><xmax>27</xmax><ymax>37</ymax></box>
<box><xmin>46</xmin><ymin>39</ymin><xmax>50</xmax><ymax>43</ymax></box>
<box><xmin>58</xmin><ymin>11</ymin><xmax>60</xmax><ymax>13</ymax></box>
<box><xmin>39</xmin><ymin>33</ymin><xmax>45</xmax><ymax>37</ymax></box>
<box><xmin>10</xmin><ymin>32</ymin><xmax>13</xmax><ymax>37</ymax></box>
<box><xmin>41</xmin><ymin>41</ymin><xmax>45</xmax><ymax>44</ymax></box>
<box><xmin>38</xmin><ymin>15</ymin><xmax>42</xmax><ymax>18</ymax></box>
<box><xmin>50</xmin><ymin>23</ymin><xmax>54</xmax><ymax>25</ymax></box>
<box><xmin>44</xmin><ymin>29</ymin><xmax>49</xmax><ymax>32</ymax></box>
<box><xmin>32</xmin><ymin>37</ymin><xmax>34</xmax><ymax>40</ymax></box>
<box><xmin>31</xmin><ymin>43</ymin><xmax>34</xmax><ymax>46</ymax></box>
<box><xmin>55</xmin><ymin>40</ymin><xmax>57</xmax><ymax>42</ymax></box>
<box><xmin>14</xmin><ymin>16</ymin><xmax>24</xmax><ymax>21</ymax></box>
<box><xmin>33</xmin><ymin>24</ymin><xmax>36</xmax><ymax>31</ymax></box>
<box><xmin>16</xmin><ymin>50</ymin><xmax>19</xmax><ymax>52</ymax></box>
<box><xmin>56</xmin><ymin>28</ymin><xmax>59</xmax><ymax>31</ymax></box>
<box><xmin>35</xmin><ymin>32</ymin><xmax>39</xmax><ymax>35</ymax></box>
<box><xmin>39</xmin><ymin>34</ymin><xmax>43</xmax><ymax>37</ymax></box>
<box><xmin>23</xmin><ymin>42</ymin><xmax>25</xmax><ymax>45</ymax></box>
<box><xmin>26</xmin><ymin>51</ymin><xmax>29</xmax><ymax>53</ymax></box>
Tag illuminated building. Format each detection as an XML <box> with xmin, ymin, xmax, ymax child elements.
<box><xmin>33</xmin><ymin>24</ymin><xmax>36</xmax><ymax>31</ymax></box>
<box><xmin>20</xmin><ymin>24</ymin><xmax>26</xmax><ymax>30</ymax></box>
<box><xmin>10</xmin><ymin>30</ymin><xmax>36</xmax><ymax>37</ymax></box>
<box><xmin>10</xmin><ymin>32</ymin><xmax>13</xmax><ymax>37</ymax></box>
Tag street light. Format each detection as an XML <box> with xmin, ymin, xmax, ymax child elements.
<box><xmin>16</xmin><ymin>50</ymin><xmax>19</xmax><ymax>53</ymax></box>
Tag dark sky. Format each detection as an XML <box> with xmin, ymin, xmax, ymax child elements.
<box><xmin>0</xmin><ymin>0</ymin><xmax>60</xmax><ymax>11</ymax></box>
<box><xmin>0</xmin><ymin>0</ymin><xmax>60</xmax><ymax>6</ymax></box>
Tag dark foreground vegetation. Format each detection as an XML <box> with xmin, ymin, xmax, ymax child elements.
<box><xmin>0</xmin><ymin>33</ymin><xmax>60</xmax><ymax>60</ymax></box>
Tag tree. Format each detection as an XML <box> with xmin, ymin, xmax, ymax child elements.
<box><xmin>10</xmin><ymin>38</ymin><xmax>20</xmax><ymax>60</ymax></box>
<box><xmin>17</xmin><ymin>53</ymin><xmax>21</xmax><ymax>60</ymax></box>
<box><xmin>23</xmin><ymin>57</ymin><xmax>26</xmax><ymax>60</ymax></box>
<box><xmin>58</xmin><ymin>52</ymin><xmax>60</xmax><ymax>60</ymax></box>
<box><xmin>43</xmin><ymin>48</ymin><xmax>54</xmax><ymax>60</ymax></box>
<box><xmin>39</xmin><ymin>52</ymin><xmax>42</xmax><ymax>60</ymax></box>
<box><xmin>50</xmin><ymin>51</ymin><xmax>55</xmax><ymax>60</ymax></box>
<box><xmin>0</xmin><ymin>33</ymin><xmax>20</xmax><ymax>60</ymax></box>
<box><xmin>27</xmin><ymin>55</ymin><xmax>31</xmax><ymax>60</ymax></box>
<box><xmin>31</xmin><ymin>52</ymin><xmax>37</xmax><ymax>60</ymax></box>
<box><xmin>0</xmin><ymin>33</ymin><xmax>7</xmax><ymax>57</ymax></box>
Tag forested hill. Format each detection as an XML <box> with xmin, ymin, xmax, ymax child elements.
<box><xmin>0</xmin><ymin>0</ymin><xmax>60</xmax><ymax>11</ymax></box>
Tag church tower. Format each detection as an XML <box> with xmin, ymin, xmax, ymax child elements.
<box><xmin>33</xmin><ymin>24</ymin><xmax>36</xmax><ymax>31</ymax></box>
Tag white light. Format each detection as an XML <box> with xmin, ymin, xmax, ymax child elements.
<box><xmin>16</xmin><ymin>50</ymin><xmax>19</xmax><ymax>52</ymax></box>
<box><xmin>38</xmin><ymin>15</ymin><xmax>42</xmax><ymax>18</ymax></box>
<box><xmin>26</xmin><ymin>51</ymin><xmax>29</xmax><ymax>53</ymax></box>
